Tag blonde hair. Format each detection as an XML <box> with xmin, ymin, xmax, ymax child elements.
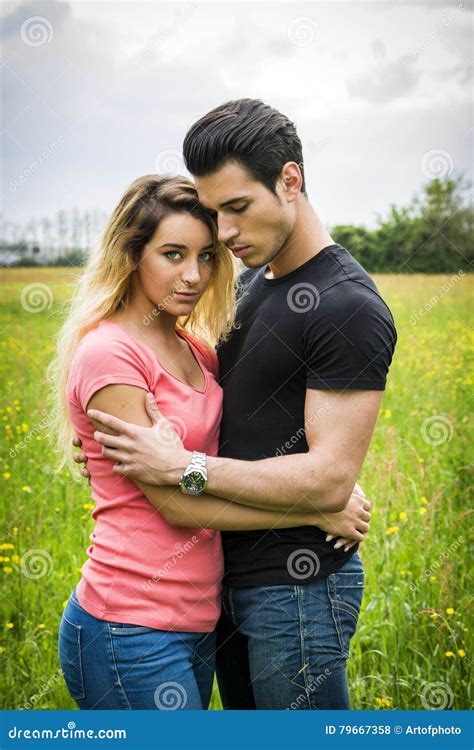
<box><xmin>46</xmin><ymin>174</ymin><xmax>238</xmax><ymax>476</ymax></box>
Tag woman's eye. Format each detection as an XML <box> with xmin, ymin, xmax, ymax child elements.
<box><xmin>231</xmin><ymin>205</ymin><xmax>247</xmax><ymax>214</ymax></box>
<box><xmin>164</xmin><ymin>251</ymin><xmax>181</xmax><ymax>260</ymax></box>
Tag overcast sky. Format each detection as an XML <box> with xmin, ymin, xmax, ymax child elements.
<box><xmin>1</xmin><ymin>0</ymin><xmax>472</xmax><ymax>232</ymax></box>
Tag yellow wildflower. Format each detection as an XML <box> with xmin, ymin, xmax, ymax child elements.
<box><xmin>386</xmin><ymin>526</ymin><xmax>399</xmax><ymax>535</ymax></box>
<box><xmin>420</xmin><ymin>496</ymin><xmax>428</xmax><ymax>504</ymax></box>
<box><xmin>444</xmin><ymin>651</ymin><xmax>454</xmax><ymax>657</ymax></box>
<box><xmin>399</xmin><ymin>511</ymin><xmax>407</xmax><ymax>520</ymax></box>
<box><xmin>457</xmin><ymin>650</ymin><xmax>466</xmax><ymax>658</ymax></box>
<box><xmin>3</xmin><ymin>566</ymin><xmax>12</xmax><ymax>573</ymax></box>
<box><xmin>6</xmin><ymin>622</ymin><xmax>14</xmax><ymax>629</ymax></box>
<box><xmin>82</xmin><ymin>502</ymin><xmax>94</xmax><ymax>510</ymax></box>
<box><xmin>2</xmin><ymin>473</ymin><xmax>11</xmax><ymax>479</ymax></box>
<box><xmin>21</xmin><ymin>486</ymin><xmax>32</xmax><ymax>493</ymax></box>
<box><xmin>419</xmin><ymin>507</ymin><xmax>427</xmax><ymax>515</ymax></box>
<box><xmin>375</xmin><ymin>696</ymin><xmax>392</xmax><ymax>708</ymax></box>
<box><xmin>446</xmin><ymin>608</ymin><xmax>455</xmax><ymax>615</ymax></box>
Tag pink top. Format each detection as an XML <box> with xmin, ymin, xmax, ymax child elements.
<box><xmin>67</xmin><ymin>319</ymin><xmax>224</xmax><ymax>632</ymax></box>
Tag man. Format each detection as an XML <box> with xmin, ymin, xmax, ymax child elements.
<box><xmin>76</xmin><ymin>99</ymin><xmax>397</xmax><ymax>709</ymax></box>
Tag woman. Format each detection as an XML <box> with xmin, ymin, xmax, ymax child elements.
<box><xmin>48</xmin><ymin>175</ymin><xmax>368</xmax><ymax>710</ymax></box>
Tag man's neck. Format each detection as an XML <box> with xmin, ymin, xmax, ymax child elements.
<box><xmin>266</xmin><ymin>198</ymin><xmax>334</xmax><ymax>280</ymax></box>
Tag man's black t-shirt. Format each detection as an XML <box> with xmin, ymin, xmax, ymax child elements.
<box><xmin>216</xmin><ymin>243</ymin><xmax>397</xmax><ymax>587</ymax></box>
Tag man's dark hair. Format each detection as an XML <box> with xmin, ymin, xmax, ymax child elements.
<box><xmin>183</xmin><ymin>98</ymin><xmax>306</xmax><ymax>195</ymax></box>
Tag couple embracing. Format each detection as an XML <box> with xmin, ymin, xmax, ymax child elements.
<box><xmin>49</xmin><ymin>98</ymin><xmax>397</xmax><ymax>711</ymax></box>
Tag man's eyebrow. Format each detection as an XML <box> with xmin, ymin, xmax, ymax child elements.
<box><xmin>202</xmin><ymin>196</ymin><xmax>249</xmax><ymax>211</ymax></box>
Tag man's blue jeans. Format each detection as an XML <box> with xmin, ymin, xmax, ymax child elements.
<box><xmin>59</xmin><ymin>588</ymin><xmax>216</xmax><ymax>710</ymax></box>
<box><xmin>216</xmin><ymin>551</ymin><xmax>364</xmax><ymax>709</ymax></box>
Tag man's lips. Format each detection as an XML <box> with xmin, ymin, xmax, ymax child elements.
<box><xmin>229</xmin><ymin>245</ymin><xmax>251</xmax><ymax>258</ymax></box>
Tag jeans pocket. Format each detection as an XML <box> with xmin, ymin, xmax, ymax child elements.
<box><xmin>327</xmin><ymin>567</ymin><xmax>365</xmax><ymax>657</ymax></box>
<box><xmin>58</xmin><ymin>614</ymin><xmax>86</xmax><ymax>701</ymax></box>
<box><xmin>108</xmin><ymin>623</ymin><xmax>157</xmax><ymax>636</ymax></box>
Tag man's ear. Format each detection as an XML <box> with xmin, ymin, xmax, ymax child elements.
<box><xmin>279</xmin><ymin>161</ymin><xmax>303</xmax><ymax>200</ymax></box>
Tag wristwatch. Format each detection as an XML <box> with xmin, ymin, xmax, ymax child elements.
<box><xmin>179</xmin><ymin>451</ymin><xmax>208</xmax><ymax>495</ymax></box>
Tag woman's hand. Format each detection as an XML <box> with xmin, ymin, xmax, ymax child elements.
<box><xmin>315</xmin><ymin>483</ymin><xmax>371</xmax><ymax>552</ymax></box>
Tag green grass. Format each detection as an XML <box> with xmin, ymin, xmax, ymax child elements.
<box><xmin>0</xmin><ymin>268</ymin><xmax>472</xmax><ymax>710</ymax></box>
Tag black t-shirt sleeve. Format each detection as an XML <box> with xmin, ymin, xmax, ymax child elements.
<box><xmin>302</xmin><ymin>282</ymin><xmax>397</xmax><ymax>391</ymax></box>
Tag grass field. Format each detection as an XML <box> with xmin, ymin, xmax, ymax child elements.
<box><xmin>0</xmin><ymin>267</ymin><xmax>472</xmax><ymax>710</ymax></box>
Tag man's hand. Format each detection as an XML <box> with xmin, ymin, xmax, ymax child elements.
<box><xmin>318</xmin><ymin>483</ymin><xmax>371</xmax><ymax>552</ymax></box>
<box><xmin>87</xmin><ymin>394</ymin><xmax>191</xmax><ymax>485</ymax></box>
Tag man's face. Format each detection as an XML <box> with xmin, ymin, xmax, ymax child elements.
<box><xmin>194</xmin><ymin>161</ymin><xmax>294</xmax><ymax>269</ymax></box>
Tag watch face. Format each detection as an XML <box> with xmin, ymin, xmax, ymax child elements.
<box><xmin>182</xmin><ymin>470</ymin><xmax>206</xmax><ymax>495</ymax></box>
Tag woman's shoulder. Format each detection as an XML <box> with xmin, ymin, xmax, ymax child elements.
<box><xmin>72</xmin><ymin>320</ymin><xmax>153</xmax><ymax>371</ymax></box>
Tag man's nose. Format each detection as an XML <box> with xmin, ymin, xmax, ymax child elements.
<box><xmin>217</xmin><ymin>214</ymin><xmax>239</xmax><ymax>244</ymax></box>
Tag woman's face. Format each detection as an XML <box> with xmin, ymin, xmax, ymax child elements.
<box><xmin>135</xmin><ymin>212</ymin><xmax>216</xmax><ymax>319</ymax></box>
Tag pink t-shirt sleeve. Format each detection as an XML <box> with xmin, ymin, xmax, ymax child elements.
<box><xmin>71</xmin><ymin>329</ymin><xmax>151</xmax><ymax>412</ymax></box>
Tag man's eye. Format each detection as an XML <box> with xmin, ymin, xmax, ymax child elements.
<box><xmin>164</xmin><ymin>251</ymin><xmax>181</xmax><ymax>260</ymax></box>
<box><xmin>199</xmin><ymin>252</ymin><xmax>215</xmax><ymax>263</ymax></box>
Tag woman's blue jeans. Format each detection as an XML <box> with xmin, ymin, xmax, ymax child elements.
<box><xmin>58</xmin><ymin>588</ymin><xmax>216</xmax><ymax>710</ymax></box>
<box><xmin>216</xmin><ymin>551</ymin><xmax>365</xmax><ymax>709</ymax></box>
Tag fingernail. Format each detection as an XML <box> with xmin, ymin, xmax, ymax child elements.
<box><xmin>334</xmin><ymin>542</ymin><xmax>342</xmax><ymax>549</ymax></box>
<box><xmin>147</xmin><ymin>393</ymin><xmax>155</xmax><ymax>402</ymax></box>
<box><xmin>344</xmin><ymin>545</ymin><xmax>350</xmax><ymax>552</ymax></box>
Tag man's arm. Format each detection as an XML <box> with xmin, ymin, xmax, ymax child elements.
<box><xmin>89</xmin><ymin>388</ymin><xmax>383</xmax><ymax>514</ymax></box>
<box><xmin>85</xmin><ymin>384</ymin><xmax>369</xmax><ymax>536</ymax></box>
<box><xmin>196</xmin><ymin>389</ymin><xmax>383</xmax><ymax>513</ymax></box>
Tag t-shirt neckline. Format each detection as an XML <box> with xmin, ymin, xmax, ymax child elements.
<box><xmin>259</xmin><ymin>244</ymin><xmax>342</xmax><ymax>286</ymax></box>
<box><xmin>99</xmin><ymin>319</ymin><xmax>209</xmax><ymax>395</ymax></box>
